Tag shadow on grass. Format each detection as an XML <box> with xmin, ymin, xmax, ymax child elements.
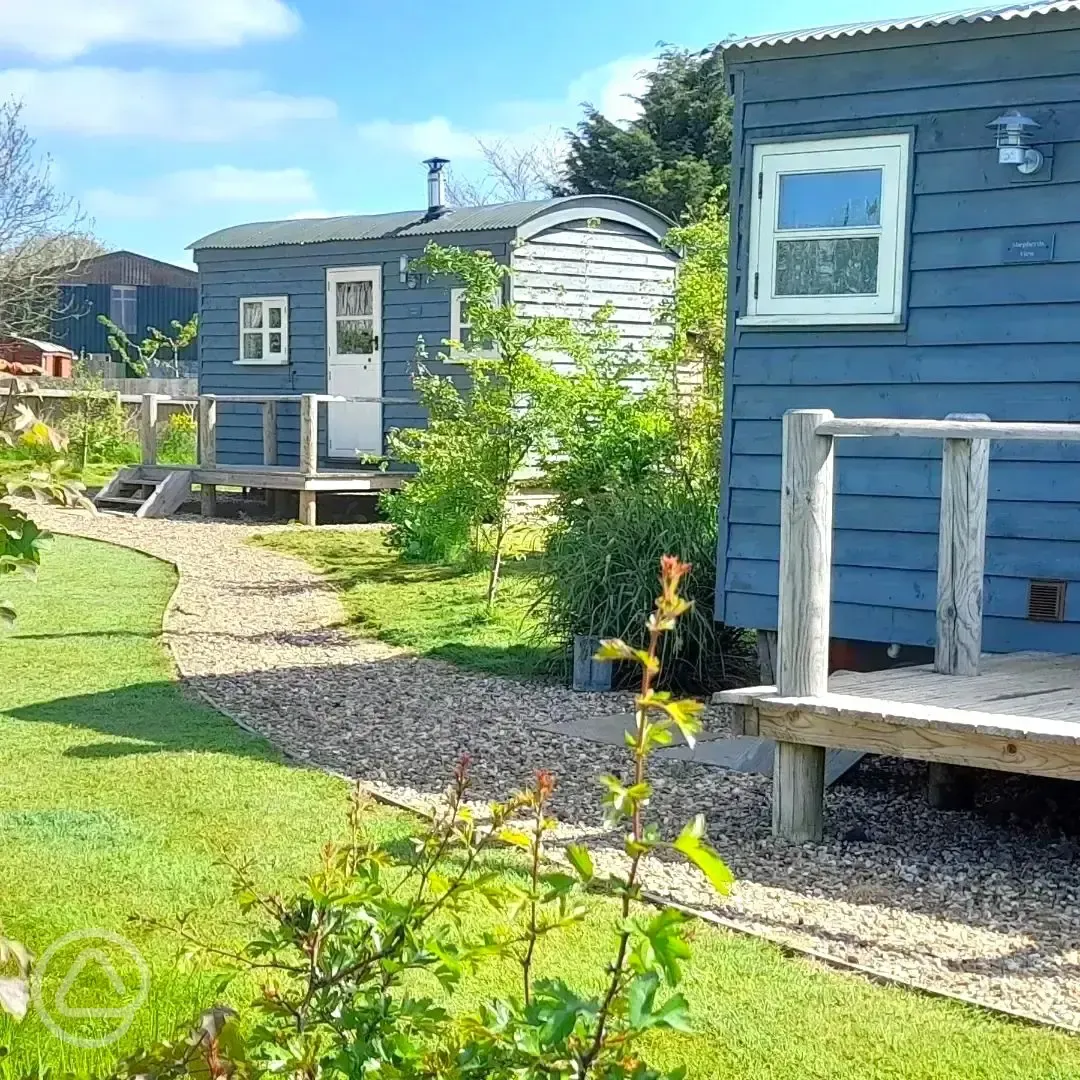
<box><xmin>10</xmin><ymin>681</ymin><xmax>281</xmax><ymax>762</ymax></box>
<box><xmin>426</xmin><ymin>641</ymin><xmax>557</xmax><ymax>680</ymax></box>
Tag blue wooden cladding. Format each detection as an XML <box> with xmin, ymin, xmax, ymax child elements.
<box><xmin>53</xmin><ymin>284</ymin><xmax>198</xmax><ymax>370</ymax></box>
<box><xmin>717</xmin><ymin>8</ymin><xmax>1080</xmax><ymax>654</ymax></box>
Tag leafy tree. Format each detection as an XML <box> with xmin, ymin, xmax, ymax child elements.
<box><xmin>384</xmin><ymin>243</ymin><xmax>604</xmax><ymax>611</ymax></box>
<box><xmin>97</xmin><ymin>312</ymin><xmax>199</xmax><ymax>377</ymax></box>
<box><xmin>558</xmin><ymin>47</ymin><xmax>733</xmax><ymax>221</ymax></box>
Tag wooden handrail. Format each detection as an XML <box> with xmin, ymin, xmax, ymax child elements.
<box><xmin>817</xmin><ymin>417</ymin><xmax>1080</xmax><ymax>441</ymax></box>
<box><xmin>772</xmin><ymin>407</ymin><xmax>1007</xmax><ymax>838</ymax></box>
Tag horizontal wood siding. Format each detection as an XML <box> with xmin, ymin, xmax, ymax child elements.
<box><xmin>196</xmin><ymin>232</ymin><xmax>512</xmax><ymax>467</ymax></box>
<box><xmin>511</xmin><ymin>221</ymin><xmax>678</xmax><ymax>378</ymax></box>
<box><xmin>52</xmin><ymin>284</ymin><xmax>197</xmax><ymax>366</ymax></box>
<box><xmin>719</xmin><ymin>16</ymin><xmax>1080</xmax><ymax>652</ymax></box>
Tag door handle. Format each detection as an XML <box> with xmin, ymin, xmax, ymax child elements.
<box><xmin>373</xmin><ymin>334</ymin><xmax>379</xmax><ymax>351</ymax></box>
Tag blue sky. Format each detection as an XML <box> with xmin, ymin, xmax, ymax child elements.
<box><xmin>0</xmin><ymin>0</ymin><xmax>951</xmax><ymax>268</ymax></box>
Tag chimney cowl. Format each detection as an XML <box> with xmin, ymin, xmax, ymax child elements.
<box><xmin>423</xmin><ymin>156</ymin><xmax>450</xmax><ymax>217</ymax></box>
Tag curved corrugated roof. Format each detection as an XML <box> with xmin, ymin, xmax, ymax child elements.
<box><xmin>728</xmin><ymin>0</ymin><xmax>1080</xmax><ymax>50</ymax></box>
<box><xmin>190</xmin><ymin>195</ymin><xmax>662</xmax><ymax>250</ymax></box>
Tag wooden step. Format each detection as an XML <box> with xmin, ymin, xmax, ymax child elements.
<box><xmin>92</xmin><ymin>468</ymin><xmax>192</xmax><ymax>518</ymax></box>
<box><xmin>97</xmin><ymin>496</ymin><xmax>146</xmax><ymax>507</ymax></box>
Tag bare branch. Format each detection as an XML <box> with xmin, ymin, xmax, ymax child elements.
<box><xmin>0</xmin><ymin>99</ymin><xmax>102</xmax><ymax>339</ymax></box>
<box><xmin>445</xmin><ymin>135</ymin><xmax>566</xmax><ymax>206</ymax></box>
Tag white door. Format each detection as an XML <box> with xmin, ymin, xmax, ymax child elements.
<box><xmin>326</xmin><ymin>266</ymin><xmax>383</xmax><ymax>457</ymax></box>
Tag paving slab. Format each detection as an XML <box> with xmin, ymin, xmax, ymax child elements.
<box><xmin>532</xmin><ymin>712</ymin><xmax>864</xmax><ymax>785</ymax></box>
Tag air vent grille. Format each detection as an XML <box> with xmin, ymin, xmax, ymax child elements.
<box><xmin>1027</xmin><ymin>579</ymin><xmax>1066</xmax><ymax>622</ymax></box>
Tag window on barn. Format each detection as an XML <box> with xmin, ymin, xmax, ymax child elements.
<box><xmin>237</xmin><ymin>296</ymin><xmax>288</xmax><ymax>365</ymax></box>
<box><xmin>109</xmin><ymin>285</ymin><xmax>138</xmax><ymax>334</ymax></box>
<box><xmin>743</xmin><ymin>133</ymin><xmax>911</xmax><ymax>325</ymax></box>
<box><xmin>448</xmin><ymin>287</ymin><xmax>499</xmax><ymax>362</ymax></box>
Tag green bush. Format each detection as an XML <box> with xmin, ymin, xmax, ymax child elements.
<box><xmin>540</xmin><ymin>483</ymin><xmax>751</xmax><ymax>691</ymax></box>
<box><xmin>157</xmin><ymin>409</ymin><xmax>198</xmax><ymax>465</ymax></box>
<box><xmin>61</xmin><ymin>388</ymin><xmax>140</xmax><ymax>466</ymax></box>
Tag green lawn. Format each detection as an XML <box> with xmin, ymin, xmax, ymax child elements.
<box><xmin>252</xmin><ymin>527</ymin><xmax>556</xmax><ymax>678</ymax></box>
<box><xmin>0</xmin><ymin>453</ymin><xmax>128</xmax><ymax>491</ymax></box>
<box><xmin>1</xmin><ymin>534</ymin><xmax>1079</xmax><ymax>1078</ymax></box>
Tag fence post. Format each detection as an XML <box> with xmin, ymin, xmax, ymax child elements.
<box><xmin>198</xmin><ymin>395</ymin><xmax>217</xmax><ymax>517</ymax></box>
<box><xmin>139</xmin><ymin>393</ymin><xmax>160</xmax><ymax>466</ymax></box>
<box><xmin>930</xmin><ymin>412</ymin><xmax>990</xmax><ymax>808</ymax></box>
<box><xmin>298</xmin><ymin>393</ymin><xmax>318</xmax><ymax>526</ymax></box>
<box><xmin>262</xmin><ymin>400</ymin><xmax>278</xmax><ymax>465</ymax></box>
<box><xmin>774</xmin><ymin>408</ymin><xmax>835</xmax><ymax>843</ymax></box>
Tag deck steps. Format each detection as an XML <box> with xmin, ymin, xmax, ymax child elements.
<box><xmin>94</xmin><ymin>468</ymin><xmax>192</xmax><ymax>518</ymax></box>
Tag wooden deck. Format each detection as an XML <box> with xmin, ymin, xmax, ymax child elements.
<box><xmin>717</xmin><ymin>652</ymin><xmax>1080</xmax><ymax>782</ymax></box>
<box><xmin>720</xmin><ymin>409</ymin><xmax>1080</xmax><ymax>842</ymax></box>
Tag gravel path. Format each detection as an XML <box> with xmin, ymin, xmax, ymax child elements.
<box><xmin>25</xmin><ymin>505</ymin><xmax>1080</xmax><ymax>1028</ymax></box>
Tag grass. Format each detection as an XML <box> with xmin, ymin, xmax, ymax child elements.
<box><xmin>252</xmin><ymin>527</ymin><xmax>557</xmax><ymax>678</ymax></box>
<box><xmin>0</xmin><ymin>452</ymin><xmax>127</xmax><ymax>491</ymax></box>
<box><xmin>1</xmin><ymin>534</ymin><xmax>1079</xmax><ymax>1078</ymax></box>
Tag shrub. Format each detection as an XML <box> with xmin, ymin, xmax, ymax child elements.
<box><xmin>540</xmin><ymin>483</ymin><xmax>751</xmax><ymax>691</ymax></box>
<box><xmin>61</xmin><ymin>383</ymin><xmax>140</xmax><ymax>467</ymax></box>
<box><xmin>384</xmin><ymin>243</ymin><xmax>602</xmax><ymax>610</ymax></box>
<box><xmin>157</xmin><ymin>408</ymin><xmax>198</xmax><ymax>465</ymax></box>
<box><xmin>530</xmin><ymin>204</ymin><xmax>750</xmax><ymax>692</ymax></box>
<box><xmin>54</xmin><ymin>557</ymin><xmax>730</xmax><ymax>1079</ymax></box>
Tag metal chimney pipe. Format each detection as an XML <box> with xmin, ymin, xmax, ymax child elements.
<box><xmin>423</xmin><ymin>157</ymin><xmax>449</xmax><ymax>216</ymax></box>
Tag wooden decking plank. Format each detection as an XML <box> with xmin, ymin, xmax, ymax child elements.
<box><xmin>752</xmin><ymin>704</ymin><xmax>1080</xmax><ymax>781</ymax></box>
<box><xmin>755</xmin><ymin>692</ymin><xmax>1080</xmax><ymax>744</ymax></box>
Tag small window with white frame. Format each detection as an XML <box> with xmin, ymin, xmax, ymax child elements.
<box><xmin>448</xmin><ymin>287</ymin><xmax>499</xmax><ymax>361</ymax></box>
<box><xmin>110</xmin><ymin>285</ymin><xmax>137</xmax><ymax>334</ymax></box>
<box><xmin>743</xmin><ymin>133</ymin><xmax>911</xmax><ymax>325</ymax></box>
<box><xmin>237</xmin><ymin>296</ymin><xmax>288</xmax><ymax>364</ymax></box>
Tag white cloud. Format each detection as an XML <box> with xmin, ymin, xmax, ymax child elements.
<box><xmin>567</xmin><ymin>56</ymin><xmax>658</xmax><ymax>126</ymax></box>
<box><xmin>357</xmin><ymin>116</ymin><xmax>488</xmax><ymax>161</ymax></box>
<box><xmin>0</xmin><ymin>67</ymin><xmax>335</xmax><ymax>141</ymax></box>
<box><xmin>87</xmin><ymin>166</ymin><xmax>317</xmax><ymax>219</ymax></box>
<box><xmin>0</xmin><ymin>0</ymin><xmax>299</xmax><ymax>61</ymax></box>
<box><xmin>357</xmin><ymin>55</ymin><xmax>658</xmax><ymax>161</ymax></box>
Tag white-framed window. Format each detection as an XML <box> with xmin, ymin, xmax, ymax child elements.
<box><xmin>448</xmin><ymin>287</ymin><xmax>499</xmax><ymax>361</ymax></box>
<box><xmin>237</xmin><ymin>296</ymin><xmax>288</xmax><ymax>365</ymax></box>
<box><xmin>742</xmin><ymin>133</ymin><xmax>911</xmax><ymax>326</ymax></box>
<box><xmin>110</xmin><ymin>285</ymin><xmax>137</xmax><ymax>334</ymax></box>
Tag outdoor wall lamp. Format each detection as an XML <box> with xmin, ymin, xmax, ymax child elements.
<box><xmin>989</xmin><ymin>110</ymin><xmax>1045</xmax><ymax>175</ymax></box>
<box><xmin>399</xmin><ymin>254</ymin><xmax>421</xmax><ymax>289</ymax></box>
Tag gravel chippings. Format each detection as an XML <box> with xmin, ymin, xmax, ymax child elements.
<box><xmin>26</xmin><ymin>506</ymin><xmax>1080</xmax><ymax>1029</ymax></box>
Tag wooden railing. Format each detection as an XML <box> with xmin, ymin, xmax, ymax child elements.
<box><xmin>774</xmin><ymin>409</ymin><xmax>1080</xmax><ymax>839</ymax></box>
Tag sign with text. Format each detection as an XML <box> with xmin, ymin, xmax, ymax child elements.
<box><xmin>1003</xmin><ymin>234</ymin><xmax>1056</xmax><ymax>263</ymax></box>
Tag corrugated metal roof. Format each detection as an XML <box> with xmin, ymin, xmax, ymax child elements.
<box><xmin>58</xmin><ymin>250</ymin><xmax>197</xmax><ymax>286</ymax></box>
<box><xmin>190</xmin><ymin>197</ymin><xmax>580</xmax><ymax>250</ymax></box>
<box><xmin>727</xmin><ymin>0</ymin><xmax>1080</xmax><ymax>50</ymax></box>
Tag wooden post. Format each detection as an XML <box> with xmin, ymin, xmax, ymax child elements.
<box><xmin>262</xmin><ymin>399</ymin><xmax>278</xmax><ymax>509</ymax></box>
<box><xmin>774</xmin><ymin>408</ymin><xmax>835</xmax><ymax>843</ymax></box>
<box><xmin>930</xmin><ymin>413</ymin><xmax>990</xmax><ymax>809</ymax></box>
<box><xmin>198</xmin><ymin>395</ymin><xmax>217</xmax><ymax>517</ymax></box>
<box><xmin>262</xmin><ymin>400</ymin><xmax>278</xmax><ymax>465</ymax></box>
<box><xmin>298</xmin><ymin>393</ymin><xmax>318</xmax><ymax>526</ymax></box>
<box><xmin>139</xmin><ymin>393</ymin><xmax>160</xmax><ymax>466</ymax></box>
<box><xmin>935</xmin><ymin>415</ymin><xmax>990</xmax><ymax>676</ymax></box>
